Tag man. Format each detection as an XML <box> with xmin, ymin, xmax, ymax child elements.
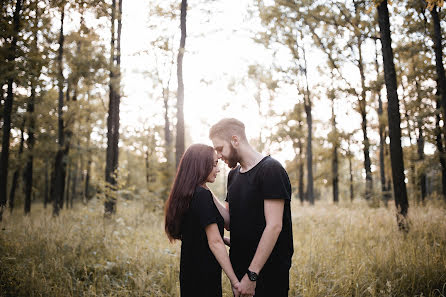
<box><xmin>209</xmin><ymin>118</ymin><xmax>293</xmax><ymax>297</ymax></box>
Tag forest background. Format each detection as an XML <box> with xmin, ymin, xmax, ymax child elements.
<box><xmin>1</xmin><ymin>0</ymin><xmax>446</xmax><ymax>296</ymax></box>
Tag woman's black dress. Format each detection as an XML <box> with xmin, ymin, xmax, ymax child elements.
<box><xmin>180</xmin><ymin>186</ymin><xmax>224</xmax><ymax>297</ymax></box>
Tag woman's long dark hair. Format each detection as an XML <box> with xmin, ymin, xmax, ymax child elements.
<box><xmin>165</xmin><ymin>144</ymin><xmax>215</xmax><ymax>242</ymax></box>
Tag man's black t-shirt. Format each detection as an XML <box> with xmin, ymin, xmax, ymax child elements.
<box><xmin>180</xmin><ymin>186</ymin><xmax>224</xmax><ymax>297</ymax></box>
<box><xmin>226</xmin><ymin>156</ymin><xmax>293</xmax><ymax>284</ymax></box>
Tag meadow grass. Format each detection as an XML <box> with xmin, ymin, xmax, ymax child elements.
<box><xmin>1</xmin><ymin>198</ymin><xmax>445</xmax><ymax>297</ymax></box>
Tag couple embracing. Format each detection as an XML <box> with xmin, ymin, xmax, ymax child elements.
<box><xmin>165</xmin><ymin>118</ymin><xmax>294</xmax><ymax>297</ymax></box>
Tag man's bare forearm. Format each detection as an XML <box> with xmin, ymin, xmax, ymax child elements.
<box><xmin>248</xmin><ymin>222</ymin><xmax>282</xmax><ymax>274</ymax></box>
<box><xmin>249</xmin><ymin>199</ymin><xmax>284</xmax><ymax>274</ymax></box>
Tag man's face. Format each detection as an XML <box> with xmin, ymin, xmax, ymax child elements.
<box><xmin>211</xmin><ymin>137</ymin><xmax>240</xmax><ymax>169</ymax></box>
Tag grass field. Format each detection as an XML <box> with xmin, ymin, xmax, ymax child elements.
<box><xmin>1</xmin><ymin>198</ymin><xmax>445</xmax><ymax>297</ymax></box>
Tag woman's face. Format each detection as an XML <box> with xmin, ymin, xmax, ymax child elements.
<box><xmin>206</xmin><ymin>152</ymin><xmax>220</xmax><ymax>183</ymax></box>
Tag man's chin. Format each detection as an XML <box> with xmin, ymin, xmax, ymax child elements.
<box><xmin>228</xmin><ymin>160</ymin><xmax>238</xmax><ymax>169</ymax></box>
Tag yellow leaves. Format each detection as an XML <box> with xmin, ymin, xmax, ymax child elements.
<box><xmin>426</xmin><ymin>0</ymin><xmax>444</xmax><ymax>10</ymax></box>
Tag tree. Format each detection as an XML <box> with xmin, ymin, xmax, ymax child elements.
<box><xmin>0</xmin><ymin>0</ymin><xmax>23</xmax><ymax>221</ymax></box>
<box><xmin>435</xmin><ymin>97</ymin><xmax>446</xmax><ymax>198</ymax></box>
<box><xmin>428</xmin><ymin>3</ymin><xmax>446</xmax><ymax>198</ymax></box>
<box><xmin>255</xmin><ymin>0</ymin><xmax>315</xmax><ymax>203</ymax></box>
<box><xmin>430</xmin><ymin>4</ymin><xmax>446</xmax><ymax>137</ymax></box>
<box><xmin>23</xmin><ymin>0</ymin><xmax>43</xmax><ymax>214</ymax></box>
<box><xmin>105</xmin><ymin>0</ymin><xmax>123</xmax><ymax>216</ymax></box>
<box><xmin>8</xmin><ymin>118</ymin><xmax>25</xmax><ymax>213</ymax></box>
<box><xmin>328</xmin><ymin>88</ymin><xmax>339</xmax><ymax>203</ymax></box>
<box><xmin>394</xmin><ymin>1</ymin><xmax>437</xmax><ymax>202</ymax></box>
<box><xmin>299</xmin><ymin>29</ymin><xmax>315</xmax><ymax>206</ymax></box>
<box><xmin>374</xmin><ymin>37</ymin><xmax>391</xmax><ymax>205</ymax></box>
<box><xmin>351</xmin><ymin>0</ymin><xmax>374</xmax><ymax>200</ymax></box>
<box><xmin>376</xmin><ymin>0</ymin><xmax>409</xmax><ymax>230</ymax></box>
<box><xmin>345</xmin><ymin>132</ymin><xmax>356</xmax><ymax>201</ymax></box>
<box><xmin>274</xmin><ymin>104</ymin><xmax>306</xmax><ymax>203</ymax></box>
<box><xmin>175</xmin><ymin>0</ymin><xmax>187</xmax><ymax>168</ymax></box>
<box><xmin>52</xmin><ymin>2</ymin><xmax>69</xmax><ymax>216</ymax></box>
<box><xmin>300</xmin><ymin>1</ymin><xmax>374</xmax><ymax>201</ymax></box>
<box><xmin>327</xmin><ymin>83</ymin><xmax>339</xmax><ymax>203</ymax></box>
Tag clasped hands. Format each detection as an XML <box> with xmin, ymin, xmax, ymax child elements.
<box><xmin>231</xmin><ymin>273</ymin><xmax>256</xmax><ymax>297</ymax></box>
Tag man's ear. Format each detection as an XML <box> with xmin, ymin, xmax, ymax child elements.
<box><xmin>230</xmin><ymin>135</ymin><xmax>239</xmax><ymax>147</ymax></box>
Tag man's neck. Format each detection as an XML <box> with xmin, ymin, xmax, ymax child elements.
<box><xmin>239</xmin><ymin>146</ymin><xmax>264</xmax><ymax>173</ymax></box>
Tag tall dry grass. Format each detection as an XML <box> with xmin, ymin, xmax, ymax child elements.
<box><xmin>1</xmin><ymin>198</ymin><xmax>445</xmax><ymax>297</ymax></box>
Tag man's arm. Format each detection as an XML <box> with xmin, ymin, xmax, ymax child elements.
<box><xmin>238</xmin><ymin>199</ymin><xmax>284</xmax><ymax>296</ymax></box>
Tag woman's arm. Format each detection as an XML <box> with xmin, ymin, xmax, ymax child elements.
<box><xmin>209</xmin><ymin>191</ymin><xmax>230</xmax><ymax>230</ymax></box>
<box><xmin>205</xmin><ymin>224</ymin><xmax>240</xmax><ymax>296</ymax></box>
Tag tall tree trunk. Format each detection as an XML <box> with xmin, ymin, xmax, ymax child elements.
<box><xmin>53</xmin><ymin>4</ymin><xmax>66</xmax><ymax>216</ymax></box>
<box><xmin>385</xmin><ymin>130</ymin><xmax>392</xmax><ymax>200</ymax></box>
<box><xmin>377</xmin><ymin>0</ymin><xmax>409</xmax><ymax>230</ymax></box>
<box><xmin>9</xmin><ymin>120</ymin><xmax>25</xmax><ymax>213</ymax></box>
<box><xmin>358</xmin><ymin>37</ymin><xmax>373</xmax><ymax>201</ymax></box>
<box><xmin>416</xmin><ymin>118</ymin><xmax>426</xmax><ymax>202</ymax></box>
<box><xmin>375</xmin><ymin>39</ymin><xmax>390</xmax><ymax>205</ymax></box>
<box><xmin>0</xmin><ymin>0</ymin><xmax>23</xmax><ymax>221</ymax></box>
<box><xmin>70</xmin><ymin>155</ymin><xmax>79</xmax><ymax>208</ymax></box>
<box><xmin>346</xmin><ymin>135</ymin><xmax>355</xmax><ymax>202</ymax></box>
<box><xmin>435</xmin><ymin>98</ymin><xmax>446</xmax><ymax>199</ymax></box>
<box><xmin>105</xmin><ymin>0</ymin><xmax>122</xmax><ymax>216</ymax></box>
<box><xmin>44</xmin><ymin>161</ymin><xmax>50</xmax><ymax>208</ymax></box>
<box><xmin>431</xmin><ymin>5</ymin><xmax>446</xmax><ymax>138</ymax></box>
<box><xmin>331</xmin><ymin>101</ymin><xmax>339</xmax><ymax>204</ymax></box>
<box><xmin>24</xmin><ymin>1</ymin><xmax>39</xmax><ymax>214</ymax></box>
<box><xmin>24</xmin><ymin>79</ymin><xmax>36</xmax><ymax>215</ymax></box>
<box><xmin>302</xmin><ymin>42</ymin><xmax>314</xmax><ymax>205</ymax></box>
<box><xmin>164</xmin><ymin>88</ymin><xmax>172</xmax><ymax>167</ymax></box>
<box><xmin>65</xmin><ymin>157</ymin><xmax>71</xmax><ymax>208</ymax></box>
<box><xmin>175</xmin><ymin>0</ymin><xmax>187</xmax><ymax>168</ymax></box>
<box><xmin>298</xmin><ymin>157</ymin><xmax>304</xmax><ymax>203</ymax></box>
<box><xmin>145</xmin><ymin>149</ymin><xmax>150</xmax><ymax>187</ymax></box>
<box><xmin>114</xmin><ymin>0</ymin><xmax>122</xmax><ymax>172</ymax></box>
<box><xmin>79</xmin><ymin>146</ymin><xmax>85</xmax><ymax>200</ymax></box>
<box><xmin>0</xmin><ymin>84</ymin><xmax>4</xmax><ymax>123</ymax></box>
<box><xmin>105</xmin><ymin>0</ymin><xmax>116</xmax><ymax>192</ymax></box>
<box><xmin>297</xmin><ymin>120</ymin><xmax>304</xmax><ymax>204</ymax></box>
<box><xmin>84</xmin><ymin>128</ymin><xmax>92</xmax><ymax>203</ymax></box>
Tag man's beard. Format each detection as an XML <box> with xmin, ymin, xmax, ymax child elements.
<box><xmin>227</xmin><ymin>145</ymin><xmax>240</xmax><ymax>169</ymax></box>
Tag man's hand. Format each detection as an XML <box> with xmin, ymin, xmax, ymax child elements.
<box><xmin>224</xmin><ymin>236</ymin><xmax>230</xmax><ymax>246</ymax></box>
<box><xmin>238</xmin><ymin>274</ymin><xmax>256</xmax><ymax>297</ymax></box>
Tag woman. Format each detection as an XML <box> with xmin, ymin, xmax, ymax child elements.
<box><xmin>165</xmin><ymin>144</ymin><xmax>240</xmax><ymax>297</ymax></box>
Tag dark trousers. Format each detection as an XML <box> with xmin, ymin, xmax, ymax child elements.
<box><xmin>254</xmin><ymin>267</ymin><xmax>290</xmax><ymax>297</ymax></box>
<box><xmin>254</xmin><ymin>279</ymin><xmax>289</xmax><ymax>297</ymax></box>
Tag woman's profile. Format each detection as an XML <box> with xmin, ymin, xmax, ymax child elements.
<box><xmin>164</xmin><ymin>144</ymin><xmax>240</xmax><ymax>297</ymax></box>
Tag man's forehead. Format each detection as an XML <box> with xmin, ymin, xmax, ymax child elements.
<box><xmin>211</xmin><ymin>138</ymin><xmax>225</xmax><ymax>148</ymax></box>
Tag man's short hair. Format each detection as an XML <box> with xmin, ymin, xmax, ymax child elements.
<box><xmin>209</xmin><ymin>118</ymin><xmax>248</xmax><ymax>142</ymax></box>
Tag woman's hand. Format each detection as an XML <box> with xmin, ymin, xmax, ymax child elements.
<box><xmin>231</xmin><ymin>281</ymin><xmax>241</xmax><ymax>297</ymax></box>
<box><xmin>224</xmin><ymin>236</ymin><xmax>231</xmax><ymax>247</ymax></box>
